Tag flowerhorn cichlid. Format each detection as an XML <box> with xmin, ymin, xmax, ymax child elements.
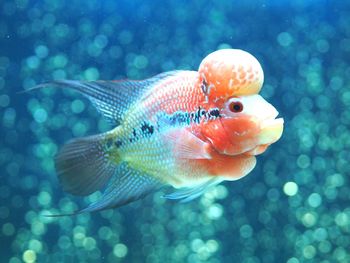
<box><xmin>35</xmin><ymin>49</ymin><xmax>284</xmax><ymax>215</ymax></box>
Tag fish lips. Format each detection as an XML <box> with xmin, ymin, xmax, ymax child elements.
<box><xmin>258</xmin><ymin>116</ymin><xmax>284</xmax><ymax>145</ymax></box>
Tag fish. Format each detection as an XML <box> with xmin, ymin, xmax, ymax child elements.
<box><xmin>35</xmin><ymin>49</ymin><xmax>284</xmax><ymax>215</ymax></box>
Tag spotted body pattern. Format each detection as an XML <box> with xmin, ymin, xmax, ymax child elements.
<box><xmin>36</xmin><ymin>49</ymin><xmax>284</xmax><ymax>215</ymax></box>
<box><xmin>108</xmin><ymin>71</ymin><xmax>225</xmax><ymax>187</ymax></box>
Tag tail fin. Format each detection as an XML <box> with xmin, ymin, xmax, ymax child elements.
<box><xmin>52</xmin><ymin>133</ymin><xmax>164</xmax><ymax>216</ymax></box>
<box><xmin>55</xmin><ymin>133</ymin><xmax>118</xmax><ymax>196</ymax></box>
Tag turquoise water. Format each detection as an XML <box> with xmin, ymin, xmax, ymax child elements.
<box><xmin>1</xmin><ymin>0</ymin><xmax>350</xmax><ymax>262</ymax></box>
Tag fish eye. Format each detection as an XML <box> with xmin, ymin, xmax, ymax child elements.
<box><xmin>229</xmin><ymin>101</ymin><xmax>244</xmax><ymax>113</ymax></box>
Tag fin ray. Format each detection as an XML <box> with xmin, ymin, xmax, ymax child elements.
<box><xmin>163</xmin><ymin>129</ymin><xmax>212</xmax><ymax>159</ymax></box>
<box><xmin>76</xmin><ymin>163</ymin><xmax>163</xmax><ymax>214</ymax></box>
<box><xmin>32</xmin><ymin>71</ymin><xmax>184</xmax><ymax>124</ymax></box>
<box><xmin>55</xmin><ymin>133</ymin><xmax>116</xmax><ymax>196</ymax></box>
<box><xmin>164</xmin><ymin>178</ymin><xmax>222</xmax><ymax>202</ymax></box>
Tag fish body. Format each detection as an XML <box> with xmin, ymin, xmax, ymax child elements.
<box><xmin>38</xmin><ymin>49</ymin><xmax>284</xmax><ymax>214</ymax></box>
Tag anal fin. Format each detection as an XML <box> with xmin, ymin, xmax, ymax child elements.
<box><xmin>63</xmin><ymin>163</ymin><xmax>163</xmax><ymax>215</ymax></box>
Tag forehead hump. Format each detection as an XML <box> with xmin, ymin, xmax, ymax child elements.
<box><xmin>198</xmin><ymin>49</ymin><xmax>264</xmax><ymax>101</ymax></box>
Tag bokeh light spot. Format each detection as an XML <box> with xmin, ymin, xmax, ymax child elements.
<box><xmin>283</xmin><ymin>182</ymin><xmax>298</xmax><ymax>196</ymax></box>
<box><xmin>113</xmin><ymin>243</ymin><xmax>128</xmax><ymax>258</ymax></box>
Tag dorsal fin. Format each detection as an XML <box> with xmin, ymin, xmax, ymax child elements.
<box><xmin>33</xmin><ymin>70</ymin><xmax>183</xmax><ymax>125</ymax></box>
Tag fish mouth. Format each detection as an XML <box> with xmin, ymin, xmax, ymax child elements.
<box><xmin>258</xmin><ymin>116</ymin><xmax>284</xmax><ymax>145</ymax></box>
<box><xmin>261</xmin><ymin>117</ymin><xmax>284</xmax><ymax>129</ymax></box>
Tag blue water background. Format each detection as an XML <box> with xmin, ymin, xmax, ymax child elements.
<box><xmin>0</xmin><ymin>0</ymin><xmax>349</xmax><ymax>262</ymax></box>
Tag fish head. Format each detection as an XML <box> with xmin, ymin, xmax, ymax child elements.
<box><xmin>198</xmin><ymin>49</ymin><xmax>283</xmax><ymax>156</ymax></box>
<box><xmin>201</xmin><ymin>95</ymin><xmax>283</xmax><ymax>156</ymax></box>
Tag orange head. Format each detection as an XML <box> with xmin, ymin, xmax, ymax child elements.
<box><xmin>201</xmin><ymin>94</ymin><xmax>283</xmax><ymax>156</ymax></box>
<box><xmin>197</xmin><ymin>49</ymin><xmax>283</xmax><ymax>156</ymax></box>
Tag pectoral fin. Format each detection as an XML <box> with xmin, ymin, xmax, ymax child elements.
<box><xmin>163</xmin><ymin>129</ymin><xmax>213</xmax><ymax>160</ymax></box>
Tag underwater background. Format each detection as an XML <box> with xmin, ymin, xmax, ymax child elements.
<box><xmin>1</xmin><ymin>0</ymin><xmax>350</xmax><ymax>262</ymax></box>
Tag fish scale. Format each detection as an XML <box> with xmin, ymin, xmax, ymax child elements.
<box><xmin>113</xmin><ymin>71</ymin><xmax>213</xmax><ymax>186</ymax></box>
<box><xmin>34</xmin><ymin>49</ymin><xmax>283</xmax><ymax>215</ymax></box>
